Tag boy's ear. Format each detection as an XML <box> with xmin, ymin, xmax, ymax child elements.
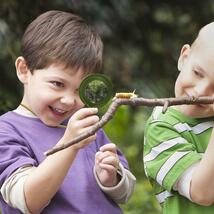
<box><xmin>177</xmin><ymin>44</ymin><xmax>191</xmax><ymax>71</ymax></box>
<box><xmin>15</xmin><ymin>56</ymin><xmax>31</xmax><ymax>84</ymax></box>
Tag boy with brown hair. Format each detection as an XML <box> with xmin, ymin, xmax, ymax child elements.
<box><xmin>0</xmin><ymin>10</ymin><xmax>135</xmax><ymax>214</ymax></box>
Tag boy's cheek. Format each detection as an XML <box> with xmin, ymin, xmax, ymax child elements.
<box><xmin>77</xmin><ymin>99</ymin><xmax>85</xmax><ymax>108</ymax></box>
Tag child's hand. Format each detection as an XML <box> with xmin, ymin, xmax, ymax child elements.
<box><xmin>60</xmin><ymin>108</ymin><xmax>99</xmax><ymax>150</ymax></box>
<box><xmin>95</xmin><ymin>143</ymin><xmax>120</xmax><ymax>187</ymax></box>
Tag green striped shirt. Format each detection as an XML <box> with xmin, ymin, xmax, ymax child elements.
<box><xmin>144</xmin><ymin>106</ymin><xmax>214</xmax><ymax>214</ymax></box>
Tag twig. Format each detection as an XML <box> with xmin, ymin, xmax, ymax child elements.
<box><xmin>45</xmin><ymin>96</ymin><xmax>214</xmax><ymax>156</ymax></box>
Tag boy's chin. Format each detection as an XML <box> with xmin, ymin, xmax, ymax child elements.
<box><xmin>175</xmin><ymin>105</ymin><xmax>207</xmax><ymax>118</ymax></box>
<box><xmin>181</xmin><ymin>108</ymin><xmax>213</xmax><ymax>119</ymax></box>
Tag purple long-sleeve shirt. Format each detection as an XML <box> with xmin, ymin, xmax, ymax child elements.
<box><xmin>0</xmin><ymin>111</ymin><xmax>128</xmax><ymax>214</ymax></box>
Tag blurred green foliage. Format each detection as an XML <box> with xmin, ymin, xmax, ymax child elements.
<box><xmin>1</xmin><ymin>0</ymin><xmax>214</xmax><ymax>213</ymax></box>
<box><xmin>104</xmin><ymin>106</ymin><xmax>162</xmax><ymax>213</ymax></box>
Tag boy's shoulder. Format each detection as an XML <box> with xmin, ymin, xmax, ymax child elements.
<box><xmin>0</xmin><ymin>111</ymin><xmax>16</xmax><ymax>125</ymax></box>
<box><xmin>0</xmin><ymin>111</ymin><xmax>26</xmax><ymax>124</ymax></box>
<box><xmin>0</xmin><ymin>111</ymin><xmax>27</xmax><ymax>135</ymax></box>
<box><xmin>0</xmin><ymin>111</ymin><xmax>41</xmax><ymax>134</ymax></box>
<box><xmin>146</xmin><ymin>106</ymin><xmax>206</xmax><ymax>126</ymax></box>
<box><xmin>146</xmin><ymin>106</ymin><xmax>181</xmax><ymax>127</ymax></box>
<box><xmin>145</xmin><ymin>106</ymin><xmax>214</xmax><ymax>137</ymax></box>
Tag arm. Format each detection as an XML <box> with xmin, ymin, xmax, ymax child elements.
<box><xmin>94</xmin><ymin>162</ymin><xmax>136</xmax><ymax>203</ymax></box>
<box><xmin>1</xmin><ymin>165</ymin><xmax>35</xmax><ymax>214</ymax></box>
<box><xmin>173</xmin><ymin>161</ymin><xmax>199</xmax><ymax>201</ymax></box>
<box><xmin>24</xmin><ymin>108</ymin><xmax>99</xmax><ymax>213</ymax></box>
<box><xmin>94</xmin><ymin>143</ymin><xmax>136</xmax><ymax>203</ymax></box>
<box><xmin>190</xmin><ymin>129</ymin><xmax>214</xmax><ymax>206</ymax></box>
<box><xmin>144</xmin><ymin>116</ymin><xmax>202</xmax><ymax>202</ymax></box>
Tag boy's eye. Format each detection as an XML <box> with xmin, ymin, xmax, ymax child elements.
<box><xmin>51</xmin><ymin>81</ymin><xmax>64</xmax><ymax>88</ymax></box>
<box><xmin>194</xmin><ymin>70</ymin><xmax>203</xmax><ymax>78</ymax></box>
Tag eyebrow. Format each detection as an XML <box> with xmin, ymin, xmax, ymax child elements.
<box><xmin>44</xmin><ymin>75</ymin><xmax>67</xmax><ymax>82</ymax></box>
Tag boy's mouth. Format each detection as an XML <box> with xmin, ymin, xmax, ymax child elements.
<box><xmin>49</xmin><ymin>106</ymin><xmax>67</xmax><ymax>115</ymax></box>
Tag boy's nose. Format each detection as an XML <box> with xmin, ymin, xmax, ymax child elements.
<box><xmin>60</xmin><ymin>94</ymin><xmax>76</xmax><ymax>106</ymax></box>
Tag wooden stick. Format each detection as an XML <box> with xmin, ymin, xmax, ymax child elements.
<box><xmin>45</xmin><ymin>96</ymin><xmax>214</xmax><ymax>156</ymax></box>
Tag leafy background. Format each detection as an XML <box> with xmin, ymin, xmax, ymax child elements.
<box><xmin>1</xmin><ymin>1</ymin><xmax>214</xmax><ymax>213</ymax></box>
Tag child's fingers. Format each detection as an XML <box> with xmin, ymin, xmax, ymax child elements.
<box><xmin>77</xmin><ymin>115</ymin><xmax>99</xmax><ymax>128</ymax></box>
<box><xmin>98</xmin><ymin>163</ymin><xmax>117</xmax><ymax>171</ymax></box>
<box><xmin>96</xmin><ymin>152</ymin><xmax>120</xmax><ymax>169</ymax></box>
<box><xmin>95</xmin><ymin>151</ymin><xmax>102</xmax><ymax>163</ymax></box>
<box><xmin>101</xmin><ymin>156</ymin><xmax>119</xmax><ymax>168</ymax></box>
<box><xmin>79</xmin><ymin>124</ymin><xmax>98</xmax><ymax>135</ymax></box>
<box><xmin>74</xmin><ymin>134</ymin><xmax>97</xmax><ymax>149</ymax></box>
<box><xmin>99</xmin><ymin>143</ymin><xmax>117</xmax><ymax>153</ymax></box>
<box><xmin>96</xmin><ymin>151</ymin><xmax>116</xmax><ymax>161</ymax></box>
<box><xmin>72</xmin><ymin>108</ymin><xmax>98</xmax><ymax>120</ymax></box>
<box><xmin>66</xmin><ymin>108</ymin><xmax>99</xmax><ymax>136</ymax></box>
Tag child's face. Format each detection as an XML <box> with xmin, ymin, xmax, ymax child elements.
<box><xmin>22</xmin><ymin>63</ymin><xmax>85</xmax><ymax>126</ymax></box>
<box><xmin>175</xmin><ymin>44</ymin><xmax>214</xmax><ymax>118</ymax></box>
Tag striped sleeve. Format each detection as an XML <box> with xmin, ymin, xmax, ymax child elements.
<box><xmin>144</xmin><ymin>120</ymin><xmax>202</xmax><ymax>192</ymax></box>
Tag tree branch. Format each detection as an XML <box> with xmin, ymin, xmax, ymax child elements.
<box><xmin>45</xmin><ymin>96</ymin><xmax>214</xmax><ymax>156</ymax></box>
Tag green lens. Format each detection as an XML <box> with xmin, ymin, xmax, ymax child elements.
<box><xmin>79</xmin><ymin>74</ymin><xmax>113</xmax><ymax>107</ymax></box>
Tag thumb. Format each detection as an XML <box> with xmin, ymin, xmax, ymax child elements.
<box><xmin>95</xmin><ymin>151</ymin><xmax>102</xmax><ymax>161</ymax></box>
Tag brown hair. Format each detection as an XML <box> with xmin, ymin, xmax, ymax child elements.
<box><xmin>21</xmin><ymin>10</ymin><xmax>103</xmax><ymax>74</ymax></box>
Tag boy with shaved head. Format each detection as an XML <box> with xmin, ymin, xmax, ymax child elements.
<box><xmin>144</xmin><ymin>22</ymin><xmax>214</xmax><ymax>214</ymax></box>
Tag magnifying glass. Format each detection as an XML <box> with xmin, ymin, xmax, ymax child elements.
<box><xmin>79</xmin><ymin>74</ymin><xmax>113</xmax><ymax>108</ymax></box>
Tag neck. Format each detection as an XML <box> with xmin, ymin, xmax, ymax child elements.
<box><xmin>20</xmin><ymin>103</ymin><xmax>37</xmax><ymax>116</ymax></box>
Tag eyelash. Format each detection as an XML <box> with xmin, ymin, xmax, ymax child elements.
<box><xmin>50</xmin><ymin>81</ymin><xmax>79</xmax><ymax>95</ymax></box>
<box><xmin>51</xmin><ymin>81</ymin><xmax>64</xmax><ymax>88</ymax></box>
<box><xmin>194</xmin><ymin>70</ymin><xmax>203</xmax><ymax>78</ymax></box>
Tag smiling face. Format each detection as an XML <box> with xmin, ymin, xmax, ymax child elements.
<box><xmin>17</xmin><ymin>58</ymin><xmax>85</xmax><ymax>126</ymax></box>
<box><xmin>175</xmin><ymin>30</ymin><xmax>214</xmax><ymax>118</ymax></box>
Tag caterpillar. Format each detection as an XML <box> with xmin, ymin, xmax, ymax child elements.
<box><xmin>113</xmin><ymin>90</ymin><xmax>138</xmax><ymax>100</ymax></box>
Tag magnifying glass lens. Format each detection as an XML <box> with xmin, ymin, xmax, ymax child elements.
<box><xmin>79</xmin><ymin>74</ymin><xmax>113</xmax><ymax>107</ymax></box>
<box><xmin>85</xmin><ymin>80</ymin><xmax>109</xmax><ymax>104</ymax></box>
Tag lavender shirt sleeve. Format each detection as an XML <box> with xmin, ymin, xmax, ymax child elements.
<box><xmin>0</xmin><ymin>123</ymin><xmax>37</xmax><ymax>187</ymax></box>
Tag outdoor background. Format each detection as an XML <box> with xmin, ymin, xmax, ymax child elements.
<box><xmin>0</xmin><ymin>1</ymin><xmax>214</xmax><ymax>213</ymax></box>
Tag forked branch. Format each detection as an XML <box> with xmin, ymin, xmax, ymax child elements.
<box><xmin>45</xmin><ymin>96</ymin><xmax>214</xmax><ymax>156</ymax></box>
